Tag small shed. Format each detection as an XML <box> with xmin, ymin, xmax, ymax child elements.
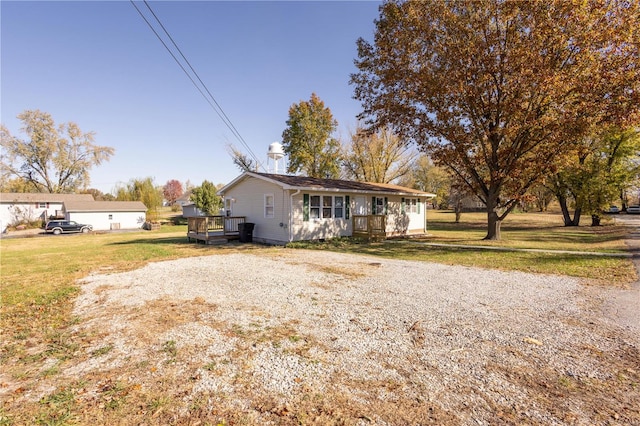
<box><xmin>63</xmin><ymin>200</ymin><xmax>147</xmax><ymax>231</ymax></box>
<box><xmin>181</xmin><ymin>203</ymin><xmax>207</xmax><ymax>218</ymax></box>
<box><xmin>217</xmin><ymin>172</ymin><xmax>436</xmax><ymax>245</ymax></box>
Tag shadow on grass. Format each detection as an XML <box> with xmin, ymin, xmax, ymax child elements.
<box><xmin>109</xmin><ymin>236</ymin><xmax>201</xmax><ymax>246</ymax></box>
<box><xmin>428</xmin><ymin>223</ymin><xmax>628</xmax><ymax>246</ymax></box>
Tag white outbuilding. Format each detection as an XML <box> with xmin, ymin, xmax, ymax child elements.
<box><xmin>63</xmin><ymin>200</ymin><xmax>147</xmax><ymax>231</ymax></box>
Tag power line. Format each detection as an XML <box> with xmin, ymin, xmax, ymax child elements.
<box><xmin>130</xmin><ymin>0</ymin><xmax>264</xmax><ymax>170</ymax></box>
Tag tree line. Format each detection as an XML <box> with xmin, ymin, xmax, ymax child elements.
<box><xmin>2</xmin><ymin>0</ymin><xmax>638</xmax><ymax>240</ymax></box>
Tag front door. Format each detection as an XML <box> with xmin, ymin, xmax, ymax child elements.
<box><xmin>355</xmin><ymin>196</ymin><xmax>367</xmax><ymax>215</ymax></box>
<box><xmin>225</xmin><ymin>198</ymin><xmax>233</xmax><ymax>216</ymax></box>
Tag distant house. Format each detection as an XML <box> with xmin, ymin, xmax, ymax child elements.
<box><xmin>63</xmin><ymin>200</ymin><xmax>147</xmax><ymax>231</ymax></box>
<box><xmin>217</xmin><ymin>172</ymin><xmax>436</xmax><ymax>245</ymax></box>
<box><xmin>181</xmin><ymin>203</ymin><xmax>207</xmax><ymax>218</ymax></box>
<box><xmin>175</xmin><ymin>193</ymin><xmax>192</xmax><ymax>207</ymax></box>
<box><xmin>0</xmin><ymin>192</ymin><xmax>94</xmax><ymax>232</ymax></box>
<box><xmin>176</xmin><ymin>192</ymin><xmax>206</xmax><ymax>218</ymax></box>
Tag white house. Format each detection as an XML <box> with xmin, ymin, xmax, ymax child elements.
<box><xmin>63</xmin><ymin>200</ymin><xmax>147</xmax><ymax>231</ymax></box>
<box><xmin>181</xmin><ymin>203</ymin><xmax>206</xmax><ymax>218</ymax></box>
<box><xmin>0</xmin><ymin>192</ymin><xmax>94</xmax><ymax>232</ymax></box>
<box><xmin>217</xmin><ymin>172</ymin><xmax>436</xmax><ymax>245</ymax></box>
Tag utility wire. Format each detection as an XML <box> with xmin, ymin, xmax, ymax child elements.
<box><xmin>130</xmin><ymin>0</ymin><xmax>264</xmax><ymax>170</ymax></box>
<box><xmin>140</xmin><ymin>1</ymin><xmax>260</xmax><ymax>167</ymax></box>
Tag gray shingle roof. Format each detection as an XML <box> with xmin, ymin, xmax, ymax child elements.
<box><xmin>236</xmin><ymin>173</ymin><xmax>436</xmax><ymax>196</ymax></box>
<box><xmin>63</xmin><ymin>201</ymin><xmax>147</xmax><ymax>212</ymax></box>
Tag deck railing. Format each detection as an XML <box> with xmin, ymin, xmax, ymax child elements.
<box><xmin>187</xmin><ymin>216</ymin><xmax>246</xmax><ymax>237</ymax></box>
<box><xmin>352</xmin><ymin>215</ymin><xmax>386</xmax><ymax>241</ymax></box>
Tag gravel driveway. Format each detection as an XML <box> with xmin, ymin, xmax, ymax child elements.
<box><xmin>66</xmin><ymin>248</ymin><xmax>639</xmax><ymax>424</ymax></box>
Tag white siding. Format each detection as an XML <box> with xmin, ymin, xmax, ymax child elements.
<box><xmin>224</xmin><ymin>177</ymin><xmax>290</xmax><ymax>244</ymax></box>
<box><xmin>67</xmin><ymin>211</ymin><xmax>146</xmax><ymax>231</ymax></box>
<box><xmin>291</xmin><ymin>192</ymin><xmax>352</xmax><ymax>241</ymax></box>
<box><xmin>385</xmin><ymin>196</ymin><xmax>426</xmax><ymax>235</ymax></box>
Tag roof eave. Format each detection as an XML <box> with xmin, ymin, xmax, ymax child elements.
<box><xmin>218</xmin><ymin>172</ymin><xmax>436</xmax><ymax>197</ymax></box>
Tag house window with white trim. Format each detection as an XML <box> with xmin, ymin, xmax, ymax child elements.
<box><xmin>402</xmin><ymin>198</ymin><xmax>421</xmax><ymax>214</ymax></box>
<box><xmin>38</xmin><ymin>202</ymin><xmax>46</xmax><ymax>208</ymax></box>
<box><xmin>304</xmin><ymin>195</ymin><xmax>345</xmax><ymax>220</ymax></box>
<box><xmin>374</xmin><ymin>197</ymin><xmax>386</xmax><ymax>215</ymax></box>
<box><xmin>108</xmin><ymin>214</ymin><xmax>113</xmax><ymax>220</ymax></box>
<box><xmin>408</xmin><ymin>198</ymin><xmax>417</xmax><ymax>213</ymax></box>
<box><xmin>310</xmin><ymin>195</ymin><xmax>321</xmax><ymax>219</ymax></box>
<box><xmin>264</xmin><ymin>194</ymin><xmax>274</xmax><ymax>218</ymax></box>
<box><xmin>322</xmin><ymin>196</ymin><xmax>333</xmax><ymax>218</ymax></box>
<box><xmin>334</xmin><ymin>196</ymin><xmax>344</xmax><ymax>219</ymax></box>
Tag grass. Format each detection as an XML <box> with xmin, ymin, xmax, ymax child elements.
<box><xmin>0</xmin><ymin>212</ymin><xmax>637</xmax><ymax>424</ymax></box>
<box><xmin>424</xmin><ymin>210</ymin><xmax>629</xmax><ymax>252</ymax></box>
<box><xmin>287</xmin><ymin>210</ymin><xmax>637</xmax><ymax>284</ymax></box>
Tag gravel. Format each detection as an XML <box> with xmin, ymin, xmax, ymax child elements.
<box><xmin>69</xmin><ymin>248</ymin><xmax>639</xmax><ymax>425</ymax></box>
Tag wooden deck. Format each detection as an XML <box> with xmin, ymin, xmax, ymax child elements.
<box><xmin>187</xmin><ymin>216</ymin><xmax>245</xmax><ymax>245</ymax></box>
<box><xmin>352</xmin><ymin>215</ymin><xmax>387</xmax><ymax>242</ymax></box>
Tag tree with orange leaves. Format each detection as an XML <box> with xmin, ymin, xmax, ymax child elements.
<box><xmin>352</xmin><ymin>0</ymin><xmax>639</xmax><ymax>239</ymax></box>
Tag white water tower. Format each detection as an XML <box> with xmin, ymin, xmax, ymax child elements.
<box><xmin>267</xmin><ymin>142</ymin><xmax>285</xmax><ymax>174</ymax></box>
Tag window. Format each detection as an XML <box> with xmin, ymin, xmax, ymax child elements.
<box><xmin>373</xmin><ymin>197</ymin><xmax>386</xmax><ymax>215</ymax></box>
<box><xmin>405</xmin><ymin>198</ymin><xmax>417</xmax><ymax>213</ymax></box>
<box><xmin>310</xmin><ymin>195</ymin><xmax>321</xmax><ymax>219</ymax></box>
<box><xmin>108</xmin><ymin>214</ymin><xmax>113</xmax><ymax>220</ymax></box>
<box><xmin>264</xmin><ymin>194</ymin><xmax>274</xmax><ymax>218</ymax></box>
<box><xmin>402</xmin><ymin>198</ymin><xmax>421</xmax><ymax>214</ymax></box>
<box><xmin>322</xmin><ymin>196</ymin><xmax>333</xmax><ymax>218</ymax></box>
<box><xmin>334</xmin><ymin>196</ymin><xmax>344</xmax><ymax>219</ymax></box>
<box><xmin>38</xmin><ymin>202</ymin><xmax>46</xmax><ymax>208</ymax></box>
<box><xmin>304</xmin><ymin>195</ymin><xmax>346</xmax><ymax>220</ymax></box>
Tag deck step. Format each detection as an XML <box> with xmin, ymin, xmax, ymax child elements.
<box><xmin>207</xmin><ymin>238</ymin><xmax>228</xmax><ymax>245</ymax></box>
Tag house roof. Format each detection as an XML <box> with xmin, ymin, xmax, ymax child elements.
<box><xmin>218</xmin><ymin>172</ymin><xmax>436</xmax><ymax>197</ymax></box>
<box><xmin>63</xmin><ymin>201</ymin><xmax>147</xmax><ymax>212</ymax></box>
<box><xmin>0</xmin><ymin>192</ymin><xmax>94</xmax><ymax>203</ymax></box>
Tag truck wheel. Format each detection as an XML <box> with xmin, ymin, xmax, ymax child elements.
<box><xmin>82</xmin><ymin>227</ymin><xmax>90</xmax><ymax>233</ymax></box>
<box><xmin>53</xmin><ymin>229</ymin><xmax>61</xmax><ymax>235</ymax></box>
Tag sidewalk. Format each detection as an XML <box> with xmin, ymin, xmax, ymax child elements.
<box><xmin>393</xmin><ymin>240</ymin><xmax>637</xmax><ymax>258</ymax></box>
<box><xmin>603</xmin><ymin>223</ymin><xmax>640</xmax><ymax>334</ymax></box>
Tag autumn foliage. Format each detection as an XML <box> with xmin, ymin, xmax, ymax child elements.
<box><xmin>352</xmin><ymin>0</ymin><xmax>640</xmax><ymax>239</ymax></box>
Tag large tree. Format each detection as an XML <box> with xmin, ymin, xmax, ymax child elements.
<box><xmin>352</xmin><ymin>0</ymin><xmax>640</xmax><ymax>239</ymax></box>
<box><xmin>398</xmin><ymin>154</ymin><xmax>452</xmax><ymax>208</ymax></box>
<box><xmin>115</xmin><ymin>177</ymin><xmax>163</xmax><ymax>220</ymax></box>
<box><xmin>282</xmin><ymin>93</ymin><xmax>341</xmax><ymax>179</ymax></box>
<box><xmin>343</xmin><ymin>125</ymin><xmax>416</xmax><ymax>183</ymax></box>
<box><xmin>549</xmin><ymin>127</ymin><xmax>640</xmax><ymax>226</ymax></box>
<box><xmin>190</xmin><ymin>180</ymin><xmax>222</xmax><ymax>216</ymax></box>
<box><xmin>0</xmin><ymin>110</ymin><xmax>114</xmax><ymax>193</ymax></box>
<box><xmin>162</xmin><ymin>179</ymin><xmax>184</xmax><ymax>206</ymax></box>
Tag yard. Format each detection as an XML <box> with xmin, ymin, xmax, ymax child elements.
<box><xmin>0</xmin><ymin>211</ymin><xmax>638</xmax><ymax>425</ymax></box>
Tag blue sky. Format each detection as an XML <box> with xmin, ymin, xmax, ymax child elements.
<box><xmin>1</xmin><ymin>1</ymin><xmax>381</xmax><ymax>194</ymax></box>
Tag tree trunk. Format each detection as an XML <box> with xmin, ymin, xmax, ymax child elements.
<box><xmin>454</xmin><ymin>200</ymin><xmax>462</xmax><ymax>223</ymax></box>
<box><xmin>485</xmin><ymin>210</ymin><xmax>502</xmax><ymax>240</ymax></box>
<box><xmin>558</xmin><ymin>194</ymin><xmax>581</xmax><ymax>226</ymax></box>
<box><xmin>571</xmin><ymin>207</ymin><xmax>582</xmax><ymax>226</ymax></box>
<box><xmin>591</xmin><ymin>214</ymin><xmax>601</xmax><ymax>226</ymax></box>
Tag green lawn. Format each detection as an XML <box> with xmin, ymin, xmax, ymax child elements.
<box><xmin>288</xmin><ymin>210</ymin><xmax>636</xmax><ymax>284</ymax></box>
<box><xmin>425</xmin><ymin>210</ymin><xmax>629</xmax><ymax>252</ymax></box>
